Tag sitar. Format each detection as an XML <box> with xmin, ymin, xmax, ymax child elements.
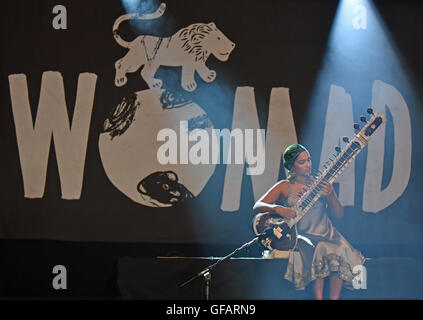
<box><xmin>252</xmin><ymin>109</ymin><xmax>386</xmax><ymax>251</ymax></box>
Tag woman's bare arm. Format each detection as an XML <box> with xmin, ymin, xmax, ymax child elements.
<box><xmin>319</xmin><ymin>181</ymin><xmax>344</xmax><ymax>219</ymax></box>
<box><xmin>253</xmin><ymin>180</ymin><xmax>296</xmax><ymax>219</ymax></box>
<box><xmin>326</xmin><ymin>191</ymin><xmax>344</xmax><ymax>219</ymax></box>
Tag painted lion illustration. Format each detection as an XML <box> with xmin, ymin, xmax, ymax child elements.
<box><xmin>113</xmin><ymin>3</ymin><xmax>235</xmax><ymax>91</ymax></box>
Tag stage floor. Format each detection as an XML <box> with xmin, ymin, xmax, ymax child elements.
<box><xmin>117</xmin><ymin>256</ymin><xmax>423</xmax><ymax>299</ymax></box>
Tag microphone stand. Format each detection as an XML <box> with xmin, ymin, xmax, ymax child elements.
<box><xmin>178</xmin><ymin>233</ymin><xmax>268</xmax><ymax>300</ymax></box>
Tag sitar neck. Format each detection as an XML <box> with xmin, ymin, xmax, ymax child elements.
<box><xmin>284</xmin><ymin>111</ymin><xmax>386</xmax><ymax>228</ymax></box>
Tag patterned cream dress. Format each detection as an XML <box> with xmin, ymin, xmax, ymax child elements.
<box><xmin>282</xmin><ymin>182</ymin><xmax>366</xmax><ymax>290</ymax></box>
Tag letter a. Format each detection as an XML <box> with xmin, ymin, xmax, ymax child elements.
<box><xmin>52</xmin><ymin>5</ymin><xmax>67</xmax><ymax>30</ymax></box>
<box><xmin>352</xmin><ymin>265</ymin><xmax>367</xmax><ymax>289</ymax></box>
<box><xmin>352</xmin><ymin>5</ymin><xmax>367</xmax><ymax>30</ymax></box>
<box><xmin>52</xmin><ymin>265</ymin><xmax>67</xmax><ymax>290</ymax></box>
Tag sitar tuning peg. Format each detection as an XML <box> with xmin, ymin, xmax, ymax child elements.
<box><xmin>353</xmin><ymin>123</ymin><xmax>360</xmax><ymax>131</ymax></box>
<box><xmin>360</xmin><ymin>115</ymin><xmax>367</xmax><ymax>123</ymax></box>
<box><xmin>367</xmin><ymin>107</ymin><xmax>374</xmax><ymax>115</ymax></box>
<box><xmin>335</xmin><ymin>146</ymin><xmax>341</xmax><ymax>154</ymax></box>
<box><xmin>342</xmin><ymin>136</ymin><xmax>349</xmax><ymax>143</ymax></box>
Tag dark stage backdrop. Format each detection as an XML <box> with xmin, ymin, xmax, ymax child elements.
<box><xmin>1</xmin><ymin>0</ymin><xmax>423</xmax><ymax>250</ymax></box>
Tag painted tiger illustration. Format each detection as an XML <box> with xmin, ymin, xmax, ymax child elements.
<box><xmin>113</xmin><ymin>3</ymin><xmax>235</xmax><ymax>91</ymax></box>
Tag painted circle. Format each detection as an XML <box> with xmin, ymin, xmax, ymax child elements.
<box><xmin>99</xmin><ymin>89</ymin><xmax>216</xmax><ymax>207</ymax></box>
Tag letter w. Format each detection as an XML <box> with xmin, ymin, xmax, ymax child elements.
<box><xmin>8</xmin><ymin>71</ymin><xmax>97</xmax><ymax>199</ymax></box>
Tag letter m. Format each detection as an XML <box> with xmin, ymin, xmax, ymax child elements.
<box><xmin>8</xmin><ymin>71</ymin><xmax>97</xmax><ymax>199</ymax></box>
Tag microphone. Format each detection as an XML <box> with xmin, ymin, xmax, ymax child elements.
<box><xmin>257</xmin><ymin>227</ymin><xmax>275</xmax><ymax>240</ymax></box>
